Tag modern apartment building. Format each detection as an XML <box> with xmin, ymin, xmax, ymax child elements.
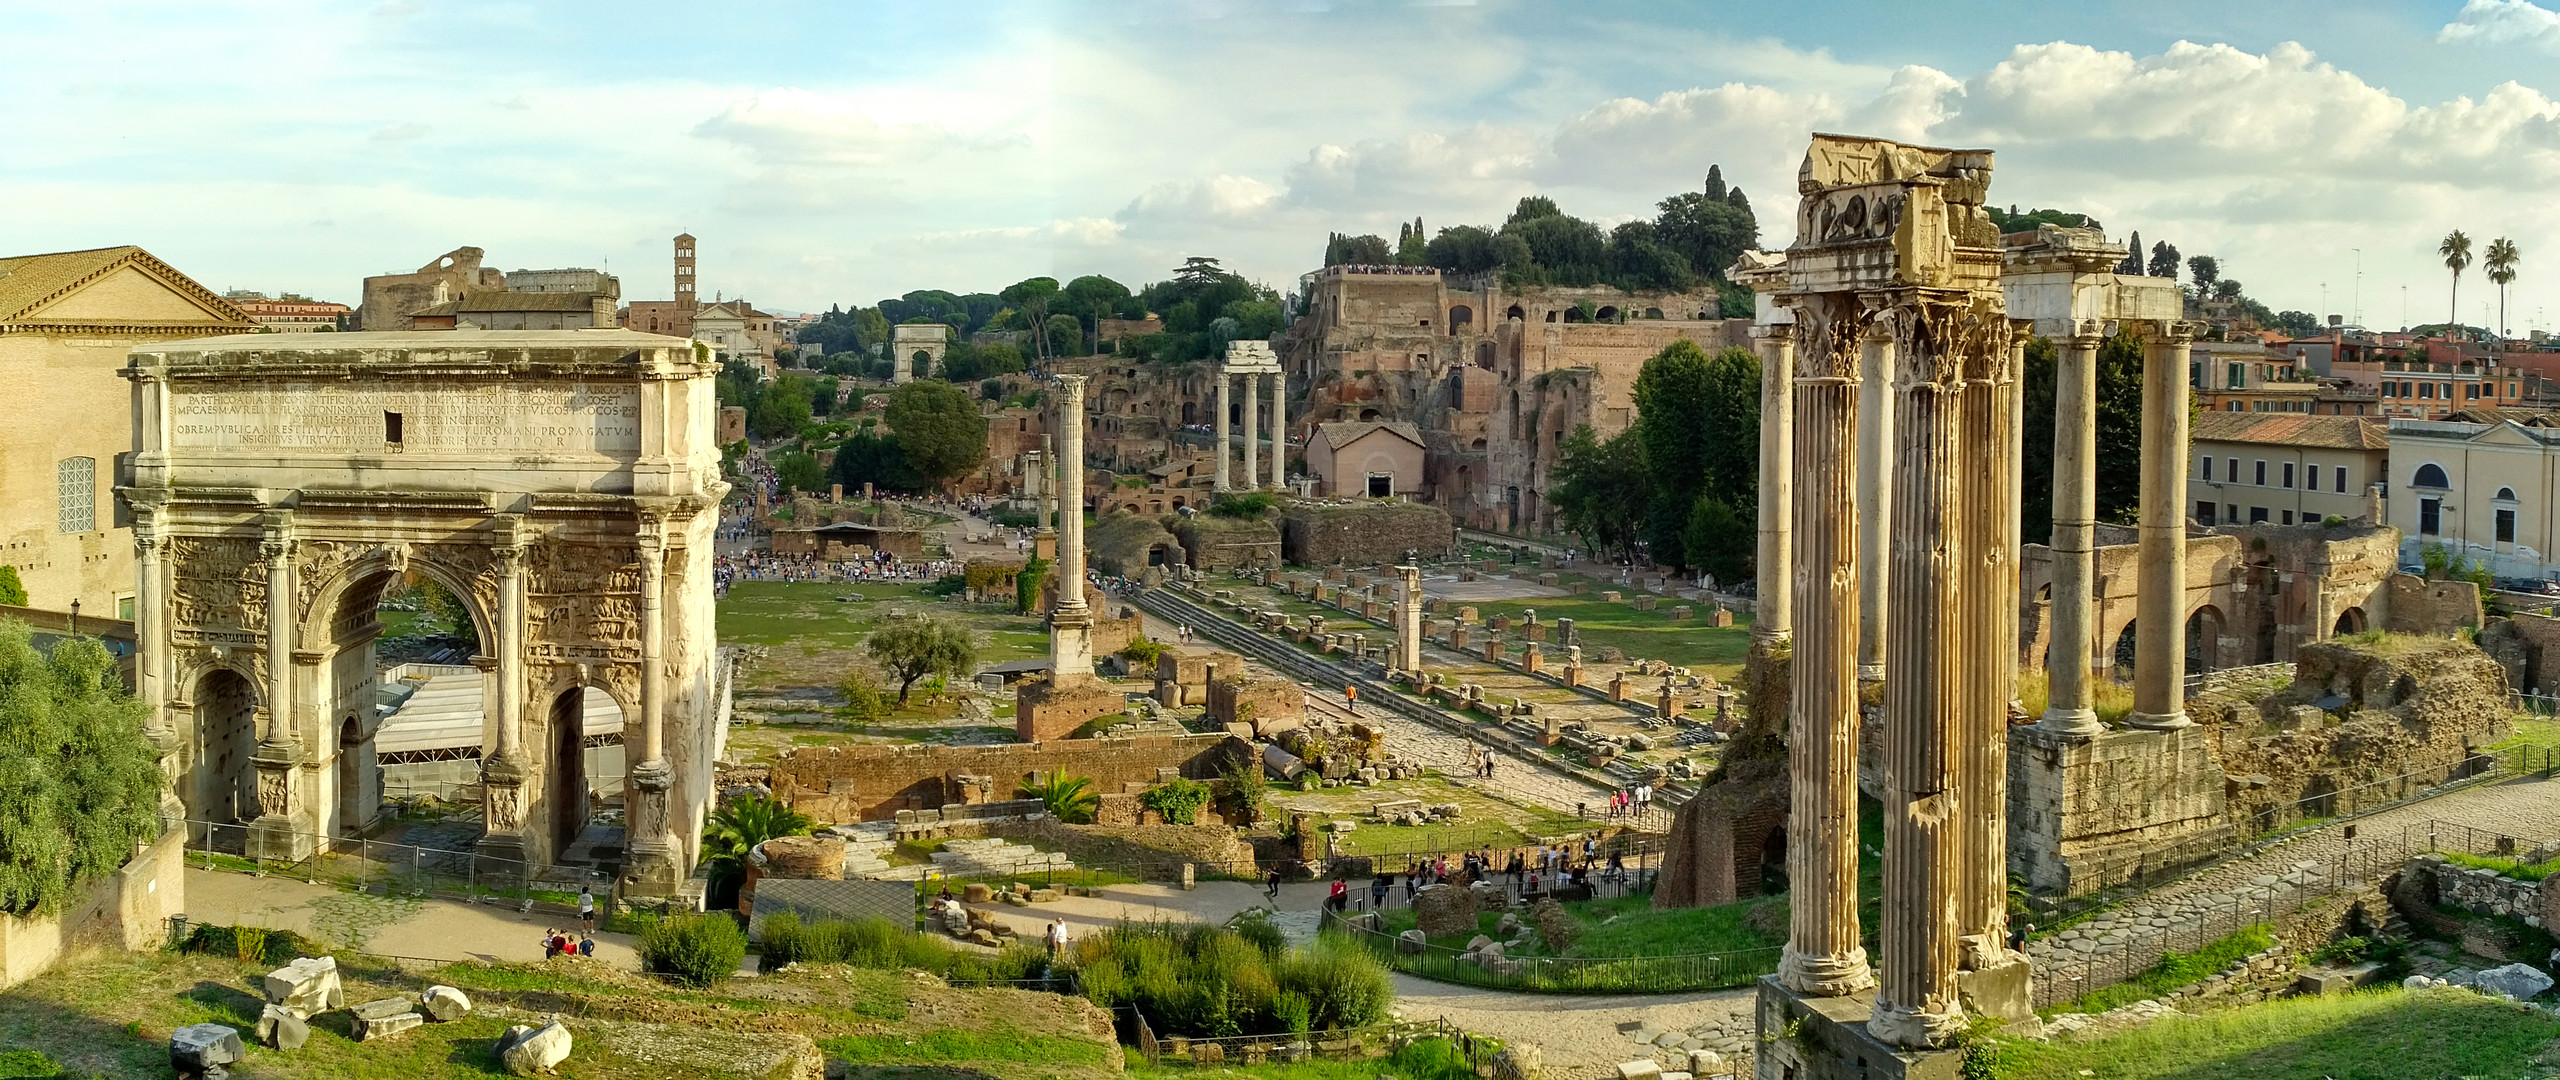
<box><xmin>2190</xmin><ymin>413</ymin><xmax>2389</xmax><ymax>528</ymax></box>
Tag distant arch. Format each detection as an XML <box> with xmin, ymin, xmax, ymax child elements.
<box><xmin>1563</xmin><ymin>307</ymin><xmax>1588</xmax><ymax>324</ymax></box>
<box><xmin>1475</xmin><ymin>342</ymin><xmax>1496</xmax><ymax>370</ymax></box>
<box><xmin>2334</xmin><ymin>607</ymin><xmax>2368</xmax><ymax>635</ymax></box>
<box><xmin>2413</xmin><ymin>463</ymin><xmax>2451</xmax><ymax>489</ymax></box>
<box><xmin>1506</xmin><ymin>305</ymin><xmax>1525</xmax><ymax>322</ymax></box>
<box><xmin>2112</xmin><ymin>620</ymin><xmax>2138</xmax><ymax>682</ymax></box>
<box><xmin>1596</xmin><ymin>305</ymin><xmax>1620</xmax><ymax>322</ymax></box>
<box><xmin>2186</xmin><ymin>604</ymin><xmax>2226</xmax><ymax>674</ymax></box>
<box><xmin>2498</xmin><ymin>487</ymin><xmax>2518</xmax><ymax>501</ymax></box>
<box><xmin>1359</xmin><ymin>408</ymin><xmax>1382</xmax><ymax>421</ymax></box>
<box><xmin>1181</xmin><ymin>401</ymin><xmax>1196</xmax><ymax>425</ymax></box>
<box><xmin>1645</xmin><ymin>307</ymin><xmax>1664</xmax><ymax>319</ymax></box>
<box><xmin>911</xmin><ymin>349</ymin><xmax>933</xmax><ymax>379</ymax></box>
<box><xmin>1449</xmin><ymin>305</ymin><xmax>1474</xmax><ymax>333</ymax></box>
<box><xmin>1469</xmin><ymin>438</ymin><xmax>1487</xmax><ymax>451</ymax></box>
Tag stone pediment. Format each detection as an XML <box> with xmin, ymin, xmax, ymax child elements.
<box><xmin>0</xmin><ymin>246</ymin><xmax>254</xmax><ymax>330</ymax></box>
<box><xmin>2472</xmin><ymin>422</ymin><xmax>2543</xmax><ymax>447</ymax></box>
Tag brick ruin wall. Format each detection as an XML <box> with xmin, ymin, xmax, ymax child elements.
<box><xmin>2009</xmin><ymin>635</ymin><xmax>2512</xmax><ymax>897</ymax></box>
<box><xmin>767</xmin><ymin>733</ymin><xmax>1250</xmax><ymax>824</ymax></box>
<box><xmin>1278</xmin><ymin>500</ymin><xmax>1455</xmax><ymax>567</ymax></box>
<box><xmin>1176</xmin><ymin>513</ymin><xmax>1283</xmax><ymax>570</ymax></box>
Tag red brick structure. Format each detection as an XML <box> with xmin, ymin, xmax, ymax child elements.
<box><xmin>767</xmin><ymin>733</ymin><xmax>1247</xmax><ymax>823</ymax></box>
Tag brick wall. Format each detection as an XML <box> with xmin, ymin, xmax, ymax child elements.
<box><xmin>768</xmin><ymin>733</ymin><xmax>1250</xmax><ymax>823</ymax></box>
<box><xmin>1278</xmin><ymin>501</ymin><xmax>1455</xmax><ymax>566</ymax></box>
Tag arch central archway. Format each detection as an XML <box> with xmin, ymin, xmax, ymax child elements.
<box><xmin>189</xmin><ymin>668</ymin><xmax>259</xmax><ymax>829</ymax></box>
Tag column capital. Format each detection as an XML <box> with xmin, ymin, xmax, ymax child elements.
<box><xmin>1051</xmin><ymin>372</ymin><xmax>1089</xmax><ymax>394</ymax></box>
<box><xmin>1750</xmin><ymin>322</ymin><xmax>1795</xmax><ymax>344</ymax></box>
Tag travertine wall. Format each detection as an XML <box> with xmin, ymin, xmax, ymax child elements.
<box><xmin>2008</xmin><ymin>725</ymin><xmax>2233</xmax><ymax>896</ymax></box>
<box><xmin>766</xmin><ymin>733</ymin><xmax>1247</xmax><ymax>823</ymax></box>
<box><xmin>0</xmin><ymin>827</ymin><xmax>183</xmax><ymax>989</ymax></box>
<box><xmin>2020</xmin><ymin>523</ymin><xmax>2402</xmax><ymax>678</ymax></box>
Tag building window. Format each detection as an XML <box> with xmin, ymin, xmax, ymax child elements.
<box><xmin>2413</xmin><ymin>463</ymin><xmax>2451</xmax><ymax>489</ymax></box>
<box><xmin>2337</xmin><ymin>467</ymin><xmax>2351</xmax><ymax>493</ymax></box>
<box><xmin>2197</xmin><ymin>501</ymin><xmax>2217</xmax><ymax>525</ymax></box>
<box><xmin>2226</xmin><ymin>458</ymin><xmax>2240</xmax><ymax>483</ymax></box>
<box><xmin>2227</xmin><ymin>362</ymin><xmax>2245</xmax><ymax>389</ymax></box>
<box><xmin>2255</xmin><ymin>460</ymin><xmax>2267</xmax><ymax>486</ymax></box>
<box><xmin>56</xmin><ymin>457</ymin><xmax>95</xmax><ymax>533</ymax></box>
<box><xmin>384</xmin><ymin>411</ymin><xmax>404</xmax><ymax>445</ymax></box>
<box><xmin>2419</xmin><ymin>383</ymin><xmax>2434</xmax><ymax>399</ymax></box>
<box><xmin>2227</xmin><ymin>503</ymin><xmax>2239</xmax><ymax>522</ymax></box>
<box><xmin>2200</xmin><ymin>455</ymin><xmax>2213</xmax><ymax>481</ymax></box>
<box><xmin>2250</xmin><ymin>506</ymin><xmax>2270</xmax><ymax>524</ymax></box>
<box><xmin>2306</xmin><ymin>464</ymin><xmax>2321</xmax><ymax>491</ymax></box>
<box><xmin>1366</xmin><ymin>474</ymin><xmax>1394</xmax><ymax>498</ymax></box>
<box><xmin>2498</xmin><ymin>507</ymin><xmax>2518</xmax><ymax>544</ymax></box>
<box><xmin>2282</xmin><ymin>462</ymin><xmax>2295</xmax><ymax>489</ymax></box>
<box><xmin>2381</xmin><ymin>382</ymin><xmax>2394</xmax><ymax>398</ymax></box>
<box><xmin>116</xmin><ymin>595</ymin><xmax>134</xmax><ymax>621</ymax></box>
<box><xmin>2420</xmin><ymin>497</ymin><xmax>2441</xmax><ymax>535</ymax></box>
<box><xmin>2282</xmin><ymin>510</ymin><xmax>2295</xmax><ymax>525</ymax></box>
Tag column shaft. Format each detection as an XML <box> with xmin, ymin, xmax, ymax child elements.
<box><xmin>261</xmin><ymin>527</ymin><xmax>294</xmax><ymax>750</ymax></box>
<box><xmin>1856</xmin><ymin>325</ymin><xmax>1894</xmax><ymax>682</ymax></box>
<box><xmin>136</xmin><ymin>524</ymin><xmax>167</xmax><ymax>730</ymax></box>
<box><xmin>1956</xmin><ymin>328</ymin><xmax>2024</xmax><ymax>959</ymax></box>
<box><xmin>1397</xmin><ymin>565</ymin><xmax>1424</xmax><ymax>672</ymax></box>
<box><xmin>2131</xmin><ymin>326</ymin><xmax>2195</xmax><ymax>729</ymax></box>
<box><xmin>1268</xmin><ymin>373</ymin><xmax>1286</xmax><ymax>490</ymax></box>
<box><xmin>495</xmin><ymin>550</ymin><xmax>524</xmax><ymax>760</ymax></box>
<box><xmin>1213</xmin><ymin>377</ymin><xmax>1232</xmax><ymax>492</ymax></box>
<box><xmin>1778</xmin><ymin>319</ymin><xmax>1872</xmax><ymax>997</ymax></box>
<box><xmin>639</xmin><ymin>543</ymin><xmax>667</xmax><ymax>765</ymax></box>
<box><xmin>1241</xmin><ymin>374</ymin><xmax>1260</xmax><ymax>490</ymax></box>
<box><xmin>1754</xmin><ymin>325</ymin><xmax>1794</xmax><ymax>643</ymax></box>
<box><xmin>1052</xmin><ymin>375</ymin><xmax>1095</xmax><ymax>679</ymax></box>
<box><xmin>1873</xmin><ymin>308</ymin><xmax>1964</xmax><ymax>1049</ymax></box>
<box><xmin>2041</xmin><ymin>334</ymin><xmax>2105</xmax><ymax>736</ymax></box>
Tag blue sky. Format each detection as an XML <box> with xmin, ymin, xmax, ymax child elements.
<box><xmin>9</xmin><ymin>1</ymin><xmax>2560</xmax><ymax>332</ymax></box>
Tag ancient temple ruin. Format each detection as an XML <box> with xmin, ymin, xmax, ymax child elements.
<box><xmin>1747</xmin><ymin>134</ymin><xmax>2034</xmax><ymax>1074</ymax></box>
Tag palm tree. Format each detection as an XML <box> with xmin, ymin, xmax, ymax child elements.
<box><xmin>1019</xmin><ymin>774</ymin><xmax>1099</xmax><ymax>824</ymax></box>
<box><xmin>2486</xmin><ymin>236</ymin><xmax>2521</xmax><ymax>340</ymax></box>
<box><xmin>699</xmin><ymin>796</ymin><xmax>815</xmax><ymax>905</ymax></box>
<box><xmin>2441</xmin><ymin>230</ymin><xmax>2474</xmax><ymax>338</ymax></box>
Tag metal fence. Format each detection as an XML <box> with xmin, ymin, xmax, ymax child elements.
<box><xmin>1322</xmin><ymin>906</ymin><xmax>1778</xmax><ymax>994</ymax></box>
<box><xmin>178</xmin><ymin>817</ymin><xmax>610</xmax><ymax>918</ymax></box>
<box><xmin>2029</xmin><ymin>817</ymin><xmax>2542</xmax><ymax>1009</ymax></box>
<box><xmin>1131</xmin><ymin>1009</ymin><xmax>1494</xmax><ymax>1069</ymax></box>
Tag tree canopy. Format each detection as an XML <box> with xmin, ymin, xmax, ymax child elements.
<box><xmin>882</xmin><ymin>380</ymin><xmax>988</xmax><ymax>486</ymax></box>
<box><xmin>866</xmin><ymin>616</ymin><xmax>976</xmax><ymax>702</ymax></box>
<box><xmin>0</xmin><ymin>621</ymin><xmax>165</xmax><ymax>915</ymax></box>
<box><xmin>1550</xmin><ymin>339</ymin><xmax>1759</xmax><ymax>574</ymax></box>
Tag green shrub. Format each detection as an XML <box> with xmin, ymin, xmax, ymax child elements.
<box><xmin>1068</xmin><ymin>920</ymin><xmax>1391</xmax><ymax>1039</ymax></box>
<box><xmin>1229</xmin><ymin>908</ymin><xmax>1285</xmax><ymax>957</ymax></box>
<box><xmin>639</xmin><ymin>913</ymin><xmax>746</xmax><ymax>987</ymax></box>
<box><xmin>758</xmin><ymin>912</ymin><xmax>1049</xmax><ymax>983</ymax></box>
<box><xmin>2444</xmin><ymin>850</ymin><xmax>2560</xmax><ymax>881</ymax></box>
<box><xmin>1117</xmin><ymin>635</ymin><xmax>1168</xmax><ymax>668</ymax></box>
<box><xmin>1016</xmin><ymin>557</ymin><xmax>1052</xmax><ymax>614</ymax></box>
<box><xmin>0</xmin><ymin>1049</ymin><xmax>61</xmax><ymax>1078</ymax></box>
<box><xmin>1208</xmin><ymin>492</ymin><xmax>1277</xmax><ymax>518</ymax></box>
<box><xmin>1020</xmin><ymin>774</ymin><xmax>1100</xmax><ymax>824</ymax></box>
<box><xmin>2052</xmin><ymin>924</ymin><xmax>2274</xmax><ymax>1015</ymax></box>
<box><xmin>178</xmin><ymin>923</ymin><xmax>319</xmax><ymax>967</ymax></box>
<box><xmin>1139</xmin><ymin>777</ymin><xmax>1211</xmax><ymax>824</ymax></box>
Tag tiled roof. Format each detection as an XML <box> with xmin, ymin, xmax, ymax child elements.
<box><xmin>0</xmin><ymin>245</ymin><xmax>253</xmax><ymax>327</ymax></box>
<box><xmin>2190</xmin><ymin>412</ymin><xmax>2389</xmax><ymax>450</ymax></box>
<box><xmin>1316</xmin><ymin>421</ymin><xmax>1424</xmax><ymax>449</ymax></box>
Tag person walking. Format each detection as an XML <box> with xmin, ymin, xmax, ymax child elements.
<box><xmin>578</xmin><ymin>884</ymin><xmax>597</xmax><ymax>934</ymax></box>
<box><xmin>1266</xmin><ymin>867</ymin><xmax>1283</xmax><ymax>900</ymax></box>
<box><xmin>1345</xmin><ymin>683</ymin><xmax>1358</xmax><ymax>710</ymax></box>
<box><xmin>1047</xmin><ymin>917</ymin><xmax>1070</xmax><ymax>960</ymax></box>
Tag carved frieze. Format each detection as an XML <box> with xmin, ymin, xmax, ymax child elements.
<box><xmin>167</xmin><ymin>536</ymin><xmax>263</xmax><ymax>634</ymax></box>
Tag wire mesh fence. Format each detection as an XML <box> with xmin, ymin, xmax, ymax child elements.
<box><xmin>1321</xmin><ymin>906</ymin><xmax>1778</xmax><ymax>994</ymax></box>
<box><xmin>177</xmin><ymin>817</ymin><xmax>610</xmax><ymax>919</ymax></box>
<box><xmin>1130</xmin><ymin>1009</ymin><xmax>1491</xmax><ymax>1069</ymax></box>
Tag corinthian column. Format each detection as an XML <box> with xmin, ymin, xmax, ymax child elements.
<box><xmin>2129</xmin><ymin>323</ymin><xmax>2197</xmax><ymax>730</ymax></box>
<box><xmin>2041</xmin><ymin>330</ymin><xmax>2107</xmax><ymax>737</ymax></box>
<box><xmin>628</xmin><ymin>516</ymin><xmax>679</xmax><ymax>886</ymax></box>
<box><xmin>259</xmin><ymin>516</ymin><xmax>296</xmax><ymax>754</ymax></box>
<box><xmin>1396</xmin><ymin>564</ymin><xmax>1424</xmax><ymax>673</ymax></box>
<box><xmin>1956</xmin><ymin>321</ymin><xmax>2028</xmax><ymax>967</ymax></box>
<box><xmin>1856</xmin><ymin>319</ymin><xmax>1895</xmax><ymax>683</ymax></box>
<box><xmin>1241</xmin><ymin>372</ymin><xmax>1260</xmax><ymax>491</ymax></box>
<box><xmin>1213</xmin><ymin>374</ymin><xmax>1232</xmax><ymax>492</ymax></box>
<box><xmin>1778</xmin><ymin>304</ymin><xmax>1873</xmax><ymax>998</ymax></box>
<box><xmin>1753</xmin><ymin>324</ymin><xmax>1794</xmax><ymax>645</ymax></box>
<box><xmin>1052</xmin><ymin>375</ymin><xmax>1095</xmax><ymax>679</ymax></box>
<box><xmin>1268</xmin><ymin>373</ymin><xmax>1287</xmax><ymax>491</ymax></box>
<box><xmin>1871</xmin><ymin>300</ymin><xmax>1966</xmax><ymax>1050</ymax></box>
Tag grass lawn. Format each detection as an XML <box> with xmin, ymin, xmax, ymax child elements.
<box><xmin>1433</xmin><ymin>587</ymin><xmax>1750</xmax><ymax>678</ymax></box>
<box><xmin>1993</xmin><ymin>985</ymin><xmax>2560</xmax><ymax>1080</ymax></box>
<box><xmin>0</xmin><ymin>947</ymin><xmax>1120</xmax><ymax>1080</ymax></box>
<box><xmin>2045</xmin><ymin>925</ymin><xmax>2275</xmax><ymax>1016</ymax></box>
<box><xmin>718</xmin><ymin>581</ymin><xmax>1050</xmax><ymax>753</ymax></box>
<box><xmin>1265</xmin><ymin>778</ymin><xmax>1593</xmax><ymax>858</ymax></box>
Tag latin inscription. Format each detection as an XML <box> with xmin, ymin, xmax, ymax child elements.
<box><xmin>172</xmin><ymin>382</ymin><xmax>641</xmax><ymax>453</ymax></box>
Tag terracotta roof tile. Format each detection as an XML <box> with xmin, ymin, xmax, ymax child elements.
<box><xmin>2191</xmin><ymin>411</ymin><xmax>2388</xmax><ymax>450</ymax></box>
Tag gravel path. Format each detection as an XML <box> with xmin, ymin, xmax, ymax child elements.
<box><xmin>1388</xmin><ymin>977</ymin><xmax>1753</xmax><ymax>1079</ymax></box>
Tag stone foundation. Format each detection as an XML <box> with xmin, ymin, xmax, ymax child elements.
<box><xmin>2007</xmin><ymin>724</ymin><xmax>2231</xmax><ymax>897</ymax></box>
<box><xmin>1015</xmin><ymin>675</ymin><xmax>1130</xmax><ymax>742</ymax></box>
<box><xmin>1752</xmin><ymin>980</ymin><xmax>1966</xmax><ymax>1080</ymax></box>
<box><xmin>768</xmin><ymin>730</ymin><xmax>1245</xmax><ymax>824</ymax></box>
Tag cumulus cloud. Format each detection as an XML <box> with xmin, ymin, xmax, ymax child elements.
<box><xmin>694</xmin><ymin>88</ymin><xmax>1021</xmax><ymax>167</ymax></box>
<box><xmin>2440</xmin><ymin>0</ymin><xmax>2560</xmax><ymax>52</ymax></box>
<box><xmin>1279</xmin><ymin>125</ymin><xmax>1548</xmax><ymax>211</ymax></box>
<box><xmin>1545</xmin><ymin>83</ymin><xmax>1839</xmax><ymax>194</ymax></box>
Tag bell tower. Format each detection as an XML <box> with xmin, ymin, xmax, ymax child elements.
<box><xmin>673</xmin><ymin>233</ymin><xmax>697</xmax><ymax>313</ymax></box>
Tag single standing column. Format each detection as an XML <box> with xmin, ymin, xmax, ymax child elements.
<box><xmin>2041</xmin><ymin>331</ymin><xmax>2106</xmax><ymax>737</ymax></box>
<box><xmin>494</xmin><ymin>545</ymin><xmax>525</xmax><ymax>763</ymax></box>
<box><xmin>1268</xmin><ymin>373</ymin><xmax>1286</xmax><ymax>490</ymax></box>
<box><xmin>259</xmin><ymin>519</ymin><xmax>295</xmax><ymax>753</ymax></box>
<box><xmin>1872</xmin><ymin>303</ymin><xmax>1965</xmax><ymax>1050</ymax></box>
<box><xmin>1956</xmin><ymin>323</ymin><xmax>2027</xmax><ymax>966</ymax></box>
<box><xmin>1778</xmin><ymin>309</ymin><xmax>1874</xmax><ymax>998</ymax></box>
<box><xmin>1856</xmin><ymin>318</ymin><xmax>1895</xmax><ymax>683</ymax></box>
<box><xmin>627</xmin><ymin>523</ymin><xmax>678</xmax><ymax>884</ymax></box>
<box><xmin>1752</xmin><ymin>324</ymin><xmax>1795</xmax><ymax>645</ymax></box>
<box><xmin>1241</xmin><ymin>372</ymin><xmax>1260</xmax><ymax>491</ymax></box>
<box><xmin>1213</xmin><ymin>375</ymin><xmax>1232</xmax><ymax>492</ymax></box>
<box><xmin>2130</xmin><ymin>324</ymin><xmax>2196</xmax><ymax>730</ymax></box>
<box><xmin>1396</xmin><ymin>564</ymin><xmax>1424</xmax><ymax>672</ymax></box>
<box><xmin>1052</xmin><ymin>375</ymin><xmax>1095</xmax><ymax>677</ymax></box>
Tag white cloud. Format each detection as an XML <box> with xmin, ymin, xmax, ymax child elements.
<box><xmin>2441</xmin><ymin>0</ymin><xmax>2560</xmax><ymax>52</ymax></box>
<box><xmin>694</xmin><ymin>89</ymin><xmax>1021</xmax><ymax>167</ymax></box>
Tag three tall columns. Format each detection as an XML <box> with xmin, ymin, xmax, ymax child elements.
<box><xmin>1209</xmin><ymin>366</ymin><xmax>1285</xmax><ymax>493</ymax></box>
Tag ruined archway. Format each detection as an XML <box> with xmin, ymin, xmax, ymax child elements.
<box><xmin>1505</xmin><ymin>304</ymin><xmax>1525</xmax><ymax>321</ymax></box>
<box><xmin>2334</xmin><ymin>607</ymin><xmax>2369</xmax><ymax>635</ymax></box>
<box><xmin>2186</xmin><ymin>604</ymin><xmax>2225</xmax><ymax>674</ymax></box>
<box><xmin>2112</xmin><ymin>620</ymin><xmax>2138</xmax><ymax>682</ymax></box>
<box><xmin>1475</xmin><ymin>342</ymin><xmax>1495</xmax><ymax>370</ymax></box>
<box><xmin>1449</xmin><ymin>305</ymin><xmax>1474</xmax><ymax>333</ymax></box>
<box><xmin>131</xmin><ymin>330</ymin><xmax>723</xmax><ymax>893</ymax></box>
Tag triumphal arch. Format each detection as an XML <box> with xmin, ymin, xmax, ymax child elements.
<box><xmin>121</xmin><ymin>329</ymin><xmax>726</xmax><ymax>893</ymax></box>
